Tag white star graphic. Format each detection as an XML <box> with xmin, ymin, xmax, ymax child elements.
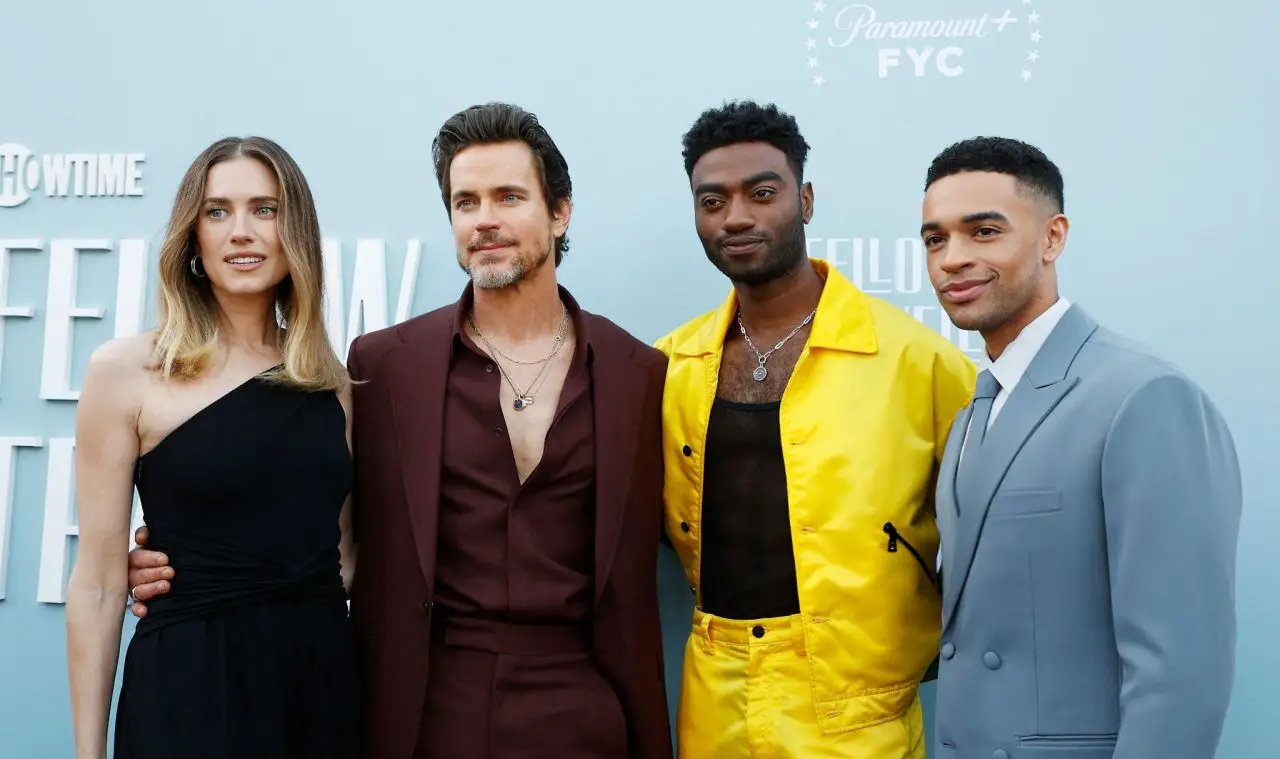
<box><xmin>807</xmin><ymin>57</ymin><xmax>819</xmax><ymax>68</ymax></box>
<box><xmin>1027</xmin><ymin>51</ymin><xmax>1040</xmax><ymax>63</ymax></box>
<box><xmin>1030</xmin><ymin>30</ymin><xmax>1042</xmax><ymax>42</ymax></box>
<box><xmin>814</xmin><ymin>0</ymin><xmax>827</xmax><ymax>11</ymax></box>
<box><xmin>806</xmin><ymin>38</ymin><xmax>817</xmax><ymax>49</ymax></box>
<box><xmin>1028</xmin><ymin>11</ymin><xmax>1040</xmax><ymax>23</ymax></box>
<box><xmin>807</xmin><ymin>18</ymin><xmax>819</xmax><ymax>29</ymax></box>
<box><xmin>813</xmin><ymin>75</ymin><xmax>825</xmax><ymax>86</ymax></box>
<box><xmin>1021</xmin><ymin>70</ymin><xmax>1033</xmax><ymax>81</ymax></box>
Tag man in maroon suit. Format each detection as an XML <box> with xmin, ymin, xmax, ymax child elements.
<box><xmin>124</xmin><ymin>102</ymin><xmax>673</xmax><ymax>759</ymax></box>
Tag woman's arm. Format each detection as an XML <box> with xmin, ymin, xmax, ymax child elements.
<box><xmin>66</xmin><ymin>339</ymin><xmax>143</xmax><ymax>759</ymax></box>
<box><xmin>339</xmin><ymin>496</ymin><xmax>357</xmax><ymax>594</ymax></box>
<box><xmin>337</xmin><ymin>382</ymin><xmax>357</xmax><ymax>595</ymax></box>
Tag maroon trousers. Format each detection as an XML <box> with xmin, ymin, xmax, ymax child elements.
<box><xmin>415</xmin><ymin>615</ymin><xmax>629</xmax><ymax>758</ymax></box>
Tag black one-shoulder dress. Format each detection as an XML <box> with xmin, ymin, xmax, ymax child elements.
<box><xmin>112</xmin><ymin>371</ymin><xmax>359</xmax><ymax>758</ymax></box>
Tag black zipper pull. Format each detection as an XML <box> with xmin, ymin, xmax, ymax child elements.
<box><xmin>884</xmin><ymin>521</ymin><xmax>940</xmax><ymax>591</ymax></box>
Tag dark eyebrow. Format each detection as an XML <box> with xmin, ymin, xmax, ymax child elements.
<box><xmin>693</xmin><ymin>170</ymin><xmax>786</xmax><ymax>197</ymax></box>
<box><xmin>919</xmin><ymin>211</ymin><xmax>1009</xmax><ymax>237</ymax></box>
<box><xmin>203</xmin><ymin>196</ymin><xmax>278</xmax><ymax>205</ymax></box>
<box><xmin>961</xmin><ymin>211</ymin><xmax>1009</xmax><ymax>225</ymax></box>
<box><xmin>450</xmin><ymin>184</ymin><xmax>528</xmax><ymax>203</ymax></box>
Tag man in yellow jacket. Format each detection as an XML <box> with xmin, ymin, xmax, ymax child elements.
<box><xmin>656</xmin><ymin>100</ymin><xmax>977</xmax><ymax>758</ymax></box>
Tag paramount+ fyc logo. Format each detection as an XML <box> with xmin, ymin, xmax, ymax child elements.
<box><xmin>802</xmin><ymin>0</ymin><xmax>1047</xmax><ymax>86</ymax></box>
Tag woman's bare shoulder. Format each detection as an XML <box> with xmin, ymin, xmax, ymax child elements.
<box><xmin>83</xmin><ymin>332</ymin><xmax>158</xmax><ymax>392</ymax></box>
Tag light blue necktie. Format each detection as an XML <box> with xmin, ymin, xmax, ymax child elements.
<box><xmin>967</xmin><ymin>370</ymin><xmax>1001</xmax><ymax>447</ymax></box>
<box><xmin>955</xmin><ymin>369</ymin><xmax>1001</xmax><ymax>514</ymax></box>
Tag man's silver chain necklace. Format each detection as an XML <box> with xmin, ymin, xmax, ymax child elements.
<box><xmin>468</xmin><ymin>306</ymin><xmax>568</xmax><ymax>410</ymax></box>
<box><xmin>736</xmin><ymin>309</ymin><xmax>816</xmax><ymax>382</ymax></box>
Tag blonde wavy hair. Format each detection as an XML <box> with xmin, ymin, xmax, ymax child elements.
<box><xmin>151</xmin><ymin>136</ymin><xmax>347</xmax><ymax>392</ymax></box>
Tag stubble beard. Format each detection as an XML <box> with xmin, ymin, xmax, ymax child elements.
<box><xmin>460</xmin><ymin>240</ymin><xmax>552</xmax><ymax>290</ymax></box>
<box><xmin>701</xmin><ymin>207</ymin><xmax>808</xmax><ymax>287</ymax></box>
<box><xmin>944</xmin><ymin>273</ymin><xmax>1039</xmax><ymax>336</ymax></box>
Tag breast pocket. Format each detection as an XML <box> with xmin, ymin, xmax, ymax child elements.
<box><xmin>988</xmin><ymin>488</ymin><xmax>1063</xmax><ymax>519</ymax></box>
<box><xmin>1017</xmin><ymin>732</ymin><xmax>1118</xmax><ymax>757</ymax></box>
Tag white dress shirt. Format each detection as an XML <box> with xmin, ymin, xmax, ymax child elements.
<box><xmin>981</xmin><ymin>296</ymin><xmax>1072</xmax><ymax>431</ymax></box>
<box><xmin>961</xmin><ymin>297</ymin><xmax>1073</xmax><ymax>460</ymax></box>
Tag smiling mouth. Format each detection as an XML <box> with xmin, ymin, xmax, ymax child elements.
<box><xmin>720</xmin><ymin>238</ymin><xmax>765</xmax><ymax>254</ymax></box>
<box><xmin>940</xmin><ymin>279</ymin><xmax>992</xmax><ymax>303</ymax></box>
<box><xmin>226</xmin><ymin>256</ymin><xmax>264</xmax><ymax>265</ymax></box>
<box><xmin>470</xmin><ymin>237</ymin><xmax>518</xmax><ymax>253</ymax></box>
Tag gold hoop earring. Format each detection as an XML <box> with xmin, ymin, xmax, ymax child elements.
<box><xmin>190</xmin><ymin>255</ymin><xmax>206</xmax><ymax>278</ymax></box>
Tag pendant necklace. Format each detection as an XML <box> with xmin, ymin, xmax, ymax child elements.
<box><xmin>468</xmin><ymin>306</ymin><xmax>568</xmax><ymax>410</ymax></box>
<box><xmin>737</xmin><ymin>308</ymin><xmax>816</xmax><ymax>382</ymax></box>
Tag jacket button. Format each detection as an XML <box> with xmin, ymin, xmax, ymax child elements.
<box><xmin>752</xmin><ymin>625</ymin><xmax>765</xmax><ymax>638</ymax></box>
<box><xmin>682</xmin><ymin>445</ymin><xmax>692</xmax><ymax>456</ymax></box>
<box><xmin>983</xmin><ymin>651</ymin><xmax>1002</xmax><ymax>670</ymax></box>
<box><xmin>688</xmin><ymin>583</ymin><xmax>696</xmax><ymax>595</ymax></box>
<box><xmin>423</xmin><ymin>601</ymin><xmax>433</xmax><ymax>613</ymax></box>
<box><xmin>680</xmin><ymin>521</ymin><xmax>690</xmax><ymax>533</ymax></box>
<box><xmin>941</xmin><ymin>642</ymin><xmax>955</xmax><ymax>659</ymax></box>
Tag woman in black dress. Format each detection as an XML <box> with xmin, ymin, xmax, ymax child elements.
<box><xmin>66</xmin><ymin>136</ymin><xmax>359</xmax><ymax>759</ymax></box>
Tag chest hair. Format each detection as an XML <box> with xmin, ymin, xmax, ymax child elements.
<box><xmin>716</xmin><ymin>327</ymin><xmax>811</xmax><ymax>404</ymax></box>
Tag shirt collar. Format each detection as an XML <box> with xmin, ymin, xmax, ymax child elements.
<box><xmin>671</xmin><ymin>258</ymin><xmax>879</xmax><ymax>357</ymax></box>
<box><xmin>987</xmin><ymin>297</ymin><xmax>1072</xmax><ymax>392</ymax></box>
<box><xmin>450</xmin><ymin>281</ymin><xmax>593</xmax><ymax>366</ymax></box>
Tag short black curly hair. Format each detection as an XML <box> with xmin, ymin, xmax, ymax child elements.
<box><xmin>681</xmin><ymin>100</ymin><xmax>811</xmax><ymax>182</ymax></box>
<box><xmin>925</xmin><ymin>136</ymin><xmax>1064</xmax><ymax>213</ymax></box>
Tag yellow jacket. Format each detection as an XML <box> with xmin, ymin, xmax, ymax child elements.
<box><xmin>656</xmin><ymin>259</ymin><xmax>976</xmax><ymax>738</ymax></box>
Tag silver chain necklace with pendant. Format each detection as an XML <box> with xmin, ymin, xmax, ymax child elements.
<box><xmin>468</xmin><ymin>306</ymin><xmax>568</xmax><ymax>410</ymax></box>
<box><xmin>736</xmin><ymin>308</ymin><xmax>816</xmax><ymax>382</ymax></box>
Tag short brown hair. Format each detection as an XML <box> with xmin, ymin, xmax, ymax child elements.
<box><xmin>431</xmin><ymin>102</ymin><xmax>573</xmax><ymax>265</ymax></box>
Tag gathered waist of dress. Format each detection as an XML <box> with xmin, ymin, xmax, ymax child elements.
<box><xmin>134</xmin><ymin>548</ymin><xmax>347</xmax><ymax>634</ymax></box>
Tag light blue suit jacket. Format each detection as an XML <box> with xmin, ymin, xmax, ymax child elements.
<box><xmin>933</xmin><ymin>304</ymin><xmax>1242</xmax><ymax>759</ymax></box>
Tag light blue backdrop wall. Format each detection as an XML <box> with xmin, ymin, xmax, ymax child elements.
<box><xmin>1</xmin><ymin>1</ymin><xmax>1276</xmax><ymax>756</ymax></box>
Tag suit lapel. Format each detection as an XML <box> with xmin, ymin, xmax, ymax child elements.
<box><xmin>937</xmin><ymin>402</ymin><xmax>971</xmax><ymax>601</ymax></box>
<box><xmin>942</xmin><ymin>305</ymin><xmax>1098</xmax><ymax>630</ymax></box>
<box><xmin>386</xmin><ymin>318</ymin><xmax>453</xmax><ymax>592</ymax></box>
<box><xmin>589</xmin><ymin>325</ymin><xmax>648</xmax><ymax>605</ymax></box>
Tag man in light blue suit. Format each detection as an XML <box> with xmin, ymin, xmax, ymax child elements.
<box><xmin>920</xmin><ymin>136</ymin><xmax>1242</xmax><ymax>759</ymax></box>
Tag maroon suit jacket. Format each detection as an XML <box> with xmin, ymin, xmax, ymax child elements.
<box><xmin>345</xmin><ymin>296</ymin><xmax>673</xmax><ymax>759</ymax></box>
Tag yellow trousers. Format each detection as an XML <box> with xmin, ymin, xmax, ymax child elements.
<box><xmin>676</xmin><ymin>609</ymin><xmax>926</xmax><ymax>758</ymax></box>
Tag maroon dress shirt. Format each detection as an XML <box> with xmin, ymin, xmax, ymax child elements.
<box><xmin>432</xmin><ymin>291</ymin><xmax>596</xmax><ymax>623</ymax></box>
<box><xmin>414</xmin><ymin>289</ymin><xmax>627</xmax><ymax>758</ymax></box>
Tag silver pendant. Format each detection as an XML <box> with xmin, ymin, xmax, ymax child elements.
<box><xmin>513</xmin><ymin>395</ymin><xmax>534</xmax><ymax>410</ymax></box>
<box><xmin>752</xmin><ymin>364</ymin><xmax>767</xmax><ymax>382</ymax></box>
